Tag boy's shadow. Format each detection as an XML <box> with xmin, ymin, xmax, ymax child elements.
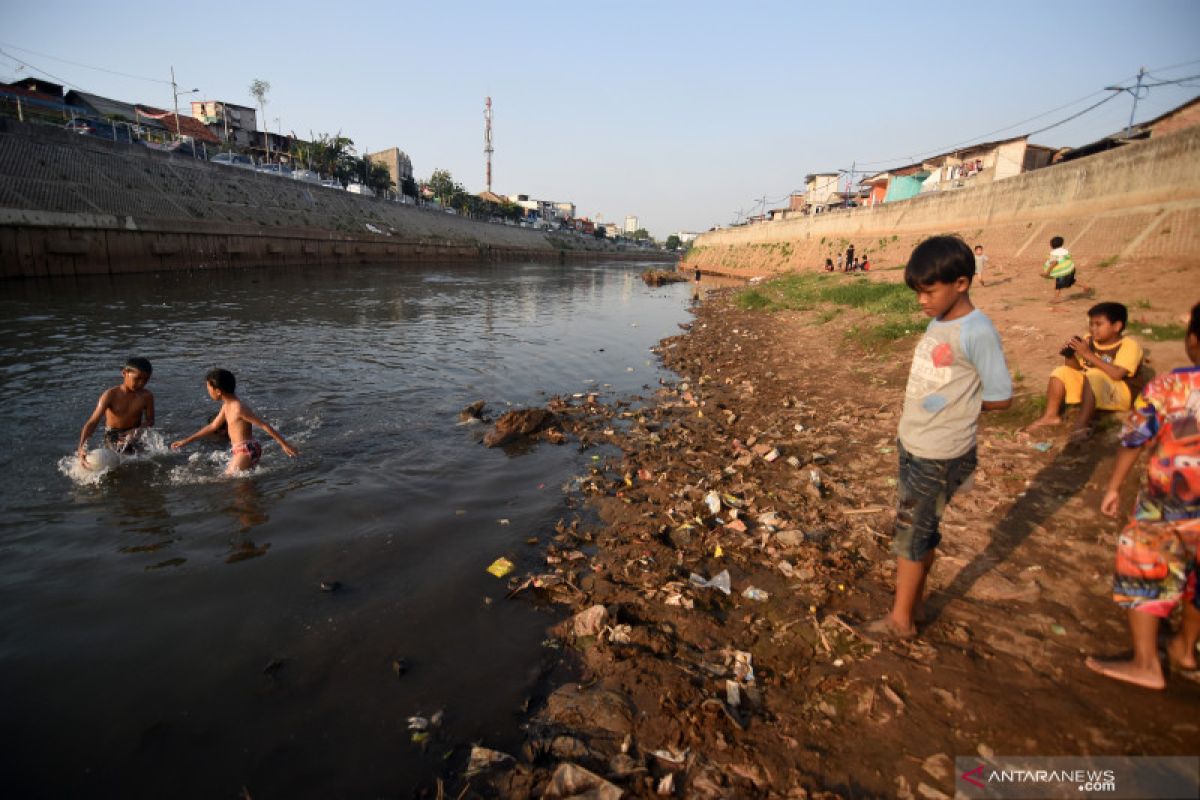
<box><xmin>923</xmin><ymin>437</ymin><xmax>1103</xmax><ymax>623</ymax></box>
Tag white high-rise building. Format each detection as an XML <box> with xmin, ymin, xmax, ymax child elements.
<box><xmin>624</xmin><ymin>215</ymin><xmax>639</xmax><ymax>234</ymax></box>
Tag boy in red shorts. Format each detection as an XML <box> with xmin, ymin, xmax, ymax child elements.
<box><xmin>172</xmin><ymin>368</ymin><xmax>299</xmax><ymax>475</ymax></box>
<box><xmin>1086</xmin><ymin>301</ymin><xmax>1200</xmax><ymax>689</ymax></box>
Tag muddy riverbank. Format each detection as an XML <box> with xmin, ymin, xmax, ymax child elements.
<box><xmin>444</xmin><ymin>268</ymin><xmax>1200</xmax><ymax>798</ymax></box>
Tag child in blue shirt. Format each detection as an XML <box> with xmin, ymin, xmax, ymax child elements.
<box><xmin>868</xmin><ymin>236</ymin><xmax>1013</xmax><ymax>639</ymax></box>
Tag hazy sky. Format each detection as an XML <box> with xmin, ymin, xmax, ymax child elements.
<box><xmin>3</xmin><ymin>1</ymin><xmax>1198</xmax><ymax>237</ymax></box>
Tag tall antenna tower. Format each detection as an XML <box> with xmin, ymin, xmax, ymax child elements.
<box><xmin>484</xmin><ymin>96</ymin><xmax>494</xmax><ymax>193</ymax></box>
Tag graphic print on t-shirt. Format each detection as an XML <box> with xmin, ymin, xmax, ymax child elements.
<box><xmin>907</xmin><ymin>336</ymin><xmax>953</xmax><ymax>414</ymax></box>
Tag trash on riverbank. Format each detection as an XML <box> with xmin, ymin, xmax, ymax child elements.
<box><xmin>641</xmin><ymin>269</ymin><xmax>689</xmax><ymax>287</ymax></box>
<box><xmin>486</xmin><ymin>557</ymin><xmax>515</xmax><ymax>578</ymax></box>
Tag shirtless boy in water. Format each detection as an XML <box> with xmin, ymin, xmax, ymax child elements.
<box><xmin>78</xmin><ymin>357</ymin><xmax>155</xmax><ymax>468</ymax></box>
<box><xmin>171</xmin><ymin>368</ymin><xmax>298</xmax><ymax>474</ymax></box>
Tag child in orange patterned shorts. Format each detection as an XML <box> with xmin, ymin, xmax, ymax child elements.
<box><xmin>1085</xmin><ymin>301</ymin><xmax>1200</xmax><ymax>689</ymax></box>
<box><xmin>172</xmin><ymin>368</ymin><xmax>298</xmax><ymax>475</ymax></box>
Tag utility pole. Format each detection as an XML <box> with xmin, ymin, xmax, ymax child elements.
<box><xmin>484</xmin><ymin>97</ymin><xmax>494</xmax><ymax>193</ymax></box>
<box><xmin>1126</xmin><ymin>67</ymin><xmax>1147</xmax><ymax>136</ymax></box>
<box><xmin>1106</xmin><ymin>67</ymin><xmax>1149</xmax><ymax>138</ymax></box>
<box><xmin>170</xmin><ymin>66</ymin><xmax>199</xmax><ymax>139</ymax></box>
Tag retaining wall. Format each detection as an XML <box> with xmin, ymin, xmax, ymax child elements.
<box><xmin>688</xmin><ymin>126</ymin><xmax>1200</xmax><ymax>276</ymax></box>
<box><xmin>0</xmin><ymin>119</ymin><xmax>666</xmax><ymax>277</ymax></box>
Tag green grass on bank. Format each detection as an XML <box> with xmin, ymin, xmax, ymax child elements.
<box><xmin>735</xmin><ymin>272</ymin><xmax>924</xmax><ymax>344</ymax></box>
<box><xmin>1133</xmin><ymin>320</ymin><xmax>1186</xmax><ymax>342</ymax></box>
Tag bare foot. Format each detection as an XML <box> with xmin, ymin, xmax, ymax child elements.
<box><xmin>862</xmin><ymin>615</ymin><xmax>917</xmax><ymax>641</ymax></box>
<box><xmin>1167</xmin><ymin>637</ymin><xmax>1198</xmax><ymax>671</ymax></box>
<box><xmin>1025</xmin><ymin>416</ymin><xmax>1062</xmax><ymax>432</ymax></box>
<box><xmin>1084</xmin><ymin>656</ymin><xmax>1165</xmax><ymax>689</ymax></box>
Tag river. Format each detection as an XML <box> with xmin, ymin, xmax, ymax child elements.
<box><xmin>0</xmin><ymin>259</ymin><xmax>697</xmax><ymax>797</ymax></box>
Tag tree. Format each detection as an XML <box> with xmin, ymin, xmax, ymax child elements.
<box><xmin>364</xmin><ymin>161</ymin><xmax>394</xmax><ymax>196</ymax></box>
<box><xmin>665</xmin><ymin>234</ymin><xmax>681</xmax><ymax>250</ymax></box>
<box><xmin>631</xmin><ymin>228</ymin><xmax>650</xmax><ymax>241</ymax></box>
<box><xmin>248</xmin><ymin>79</ymin><xmax>271</xmax><ymax>160</ymax></box>
<box><xmin>426</xmin><ymin>169</ymin><xmax>462</xmax><ymax>208</ymax></box>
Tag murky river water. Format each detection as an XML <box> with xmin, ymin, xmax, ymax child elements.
<box><xmin>0</xmin><ymin>259</ymin><xmax>697</xmax><ymax>797</ymax></box>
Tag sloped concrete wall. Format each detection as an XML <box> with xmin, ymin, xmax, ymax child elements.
<box><xmin>689</xmin><ymin>126</ymin><xmax>1200</xmax><ymax>276</ymax></box>
<box><xmin>0</xmin><ymin>119</ymin><xmax>665</xmax><ymax>277</ymax></box>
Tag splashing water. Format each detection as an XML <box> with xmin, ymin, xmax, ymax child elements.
<box><xmin>57</xmin><ymin>429</ymin><xmax>172</xmax><ymax>485</ymax></box>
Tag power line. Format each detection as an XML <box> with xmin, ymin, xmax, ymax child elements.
<box><xmin>0</xmin><ymin>41</ymin><xmax>169</xmax><ymax>84</ymax></box>
<box><xmin>0</xmin><ymin>48</ymin><xmax>85</xmax><ymax>91</ymax></box>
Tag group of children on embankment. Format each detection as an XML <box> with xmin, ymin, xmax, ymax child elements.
<box><xmin>869</xmin><ymin>234</ymin><xmax>1198</xmax><ymax>692</ymax></box>
<box><xmin>78</xmin><ymin>363</ymin><xmax>297</xmax><ymax>475</ymax></box>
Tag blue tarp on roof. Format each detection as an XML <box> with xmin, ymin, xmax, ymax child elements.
<box><xmin>884</xmin><ymin>172</ymin><xmax>930</xmax><ymax>203</ymax></box>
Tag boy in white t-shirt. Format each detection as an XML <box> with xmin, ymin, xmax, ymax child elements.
<box><xmin>867</xmin><ymin>236</ymin><xmax>1013</xmax><ymax>639</ymax></box>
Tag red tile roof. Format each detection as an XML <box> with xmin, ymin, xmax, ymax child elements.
<box><xmin>135</xmin><ymin>106</ymin><xmax>221</xmax><ymax>143</ymax></box>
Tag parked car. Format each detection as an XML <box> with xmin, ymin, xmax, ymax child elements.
<box><xmin>345</xmin><ymin>183</ymin><xmax>375</xmax><ymax>197</ymax></box>
<box><xmin>291</xmin><ymin>169</ymin><xmax>321</xmax><ymax>184</ymax></box>
<box><xmin>256</xmin><ymin>163</ymin><xmax>293</xmax><ymax>178</ymax></box>
<box><xmin>319</xmin><ymin>178</ymin><xmax>342</xmax><ymax>190</ymax></box>
<box><xmin>64</xmin><ymin>117</ymin><xmax>134</xmax><ymax>144</ymax></box>
<box><xmin>211</xmin><ymin>152</ymin><xmax>256</xmax><ymax>170</ymax></box>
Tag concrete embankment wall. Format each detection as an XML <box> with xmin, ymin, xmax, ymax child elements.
<box><xmin>688</xmin><ymin>126</ymin><xmax>1200</xmax><ymax>276</ymax></box>
<box><xmin>0</xmin><ymin>119</ymin><xmax>666</xmax><ymax>278</ymax></box>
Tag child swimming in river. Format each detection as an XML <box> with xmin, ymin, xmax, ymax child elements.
<box><xmin>77</xmin><ymin>356</ymin><xmax>155</xmax><ymax>469</ymax></box>
<box><xmin>172</xmin><ymin>368</ymin><xmax>298</xmax><ymax>474</ymax></box>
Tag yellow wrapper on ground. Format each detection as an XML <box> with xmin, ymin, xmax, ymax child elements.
<box><xmin>486</xmin><ymin>557</ymin><xmax>515</xmax><ymax>578</ymax></box>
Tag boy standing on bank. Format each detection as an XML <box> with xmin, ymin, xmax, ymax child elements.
<box><xmin>870</xmin><ymin>236</ymin><xmax>1012</xmax><ymax>639</ymax></box>
<box><xmin>1085</xmin><ymin>302</ymin><xmax>1200</xmax><ymax>689</ymax></box>
<box><xmin>172</xmin><ymin>368</ymin><xmax>298</xmax><ymax>474</ymax></box>
<box><xmin>77</xmin><ymin>357</ymin><xmax>155</xmax><ymax>468</ymax></box>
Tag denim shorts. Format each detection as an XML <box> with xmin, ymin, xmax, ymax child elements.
<box><xmin>893</xmin><ymin>441</ymin><xmax>977</xmax><ymax>561</ymax></box>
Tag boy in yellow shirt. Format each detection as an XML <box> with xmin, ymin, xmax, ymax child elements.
<box><xmin>1027</xmin><ymin>302</ymin><xmax>1143</xmax><ymax>441</ymax></box>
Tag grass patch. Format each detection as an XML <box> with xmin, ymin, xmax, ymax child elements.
<box><xmin>736</xmin><ymin>290</ymin><xmax>772</xmax><ymax>310</ymax></box>
<box><xmin>1097</xmin><ymin>255</ymin><xmax>1119</xmax><ymax>269</ymax></box>
<box><xmin>1134</xmin><ymin>321</ymin><xmax>1186</xmax><ymax>341</ymax></box>
<box><xmin>734</xmin><ymin>272</ymin><xmax>923</xmax><ymax>343</ymax></box>
<box><xmin>1133</xmin><ymin>298</ymin><xmax>1151</xmax><ymax>310</ymax></box>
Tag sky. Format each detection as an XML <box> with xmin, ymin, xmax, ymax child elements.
<box><xmin>3</xmin><ymin>1</ymin><xmax>1198</xmax><ymax>239</ymax></box>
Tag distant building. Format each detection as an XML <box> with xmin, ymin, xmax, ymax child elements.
<box><xmin>624</xmin><ymin>215</ymin><xmax>639</xmax><ymax>233</ymax></box>
<box><xmin>0</xmin><ymin>80</ymin><xmax>83</xmax><ymax>122</ymax></box>
<box><xmin>135</xmin><ymin>106</ymin><xmax>220</xmax><ymax>143</ymax></box>
<box><xmin>673</xmin><ymin>231</ymin><xmax>699</xmax><ymax>244</ymax></box>
<box><xmin>803</xmin><ymin>173</ymin><xmax>841</xmax><ymax>214</ymax></box>
<box><xmin>366</xmin><ymin>147</ymin><xmax>413</xmax><ymax>192</ymax></box>
<box><xmin>12</xmin><ymin>77</ymin><xmax>64</xmax><ymax>97</ymax></box>
<box><xmin>603</xmin><ymin>223</ymin><xmax>621</xmax><ymax>239</ymax></box>
<box><xmin>876</xmin><ymin>136</ymin><xmax>1056</xmax><ymax>202</ymax></box>
<box><xmin>64</xmin><ymin>90</ymin><xmax>169</xmax><ymax>138</ymax></box>
<box><xmin>191</xmin><ymin>100</ymin><xmax>258</xmax><ymax>147</ymax></box>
